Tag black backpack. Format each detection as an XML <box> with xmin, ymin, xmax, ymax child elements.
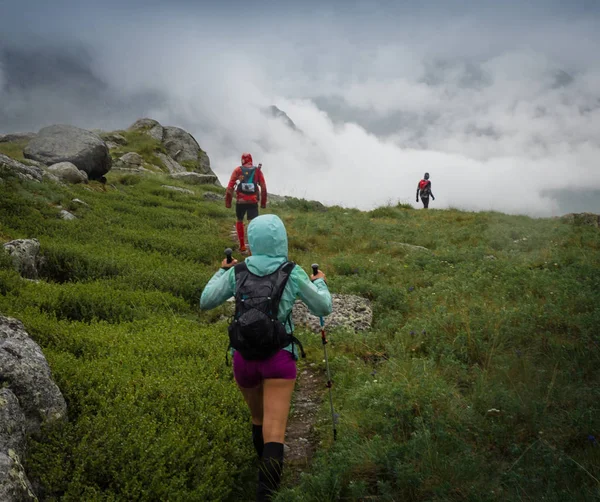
<box><xmin>228</xmin><ymin>261</ymin><xmax>305</xmax><ymax>361</ymax></box>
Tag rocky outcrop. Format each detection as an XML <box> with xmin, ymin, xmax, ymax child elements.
<box><xmin>115</xmin><ymin>152</ymin><xmax>144</xmax><ymax>169</ymax></box>
<box><xmin>24</xmin><ymin>125</ymin><xmax>111</xmax><ymax>180</ymax></box>
<box><xmin>0</xmin><ymin>389</ymin><xmax>36</xmax><ymax>502</ymax></box>
<box><xmin>2</xmin><ymin>239</ymin><xmax>41</xmax><ymax>280</ymax></box>
<box><xmin>292</xmin><ymin>294</ymin><xmax>372</xmax><ymax>333</ymax></box>
<box><xmin>264</xmin><ymin>105</ymin><xmax>301</xmax><ymax>133</ymax></box>
<box><xmin>129</xmin><ymin>118</ymin><xmax>164</xmax><ymax>142</ymax></box>
<box><xmin>127</xmin><ymin>118</ymin><xmax>217</xmax><ymax>181</ymax></box>
<box><xmin>0</xmin><ymin>154</ymin><xmax>44</xmax><ymax>183</ymax></box>
<box><xmin>157</xmin><ymin>153</ymin><xmax>185</xmax><ymax>174</ymax></box>
<box><xmin>561</xmin><ymin>213</ymin><xmax>600</xmax><ymax>228</ymax></box>
<box><xmin>47</xmin><ymin>162</ymin><xmax>88</xmax><ymax>184</ymax></box>
<box><xmin>169</xmin><ymin>172</ymin><xmax>220</xmax><ymax>185</ymax></box>
<box><xmin>161</xmin><ymin>185</ymin><xmax>194</xmax><ymax>195</ymax></box>
<box><xmin>0</xmin><ymin>315</ymin><xmax>67</xmax><ymax>501</ymax></box>
<box><xmin>203</xmin><ymin>191</ymin><xmax>224</xmax><ymax>202</ymax></box>
<box><xmin>0</xmin><ymin>133</ymin><xmax>37</xmax><ymax>144</ymax></box>
<box><xmin>102</xmin><ymin>132</ymin><xmax>127</xmax><ymax>149</ymax></box>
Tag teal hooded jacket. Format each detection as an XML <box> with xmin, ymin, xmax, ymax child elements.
<box><xmin>200</xmin><ymin>214</ymin><xmax>333</xmax><ymax>358</ymax></box>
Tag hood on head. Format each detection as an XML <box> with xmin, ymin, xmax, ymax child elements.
<box><xmin>241</xmin><ymin>152</ymin><xmax>253</xmax><ymax>167</ymax></box>
<box><xmin>248</xmin><ymin>215</ymin><xmax>288</xmax><ymax>258</ymax></box>
<box><xmin>424</xmin><ymin>172</ymin><xmax>430</xmax><ymax>180</ymax></box>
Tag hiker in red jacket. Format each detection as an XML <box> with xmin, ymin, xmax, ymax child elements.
<box><xmin>225</xmin><ymin>153</ymin><xmax>267</xmax><ymax>252</ymax></box>
<box><xmin>416</xmin><ymin>172</ymin><xmax>435</xmax><ymax>209</ymax></box>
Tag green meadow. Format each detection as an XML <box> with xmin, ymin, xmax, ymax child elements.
<box><xmin>0</xmin><ymin>156</ymin><xmax>599</xmax><ymax>501</ymax></box>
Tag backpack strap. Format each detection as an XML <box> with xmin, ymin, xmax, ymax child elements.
<box><xmin>268</xmin><ymin>261</ymin><xmax>296</xmax><ymax>316</ymax></box>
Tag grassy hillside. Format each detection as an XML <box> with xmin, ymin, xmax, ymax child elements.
<box><xmin>0</xmin><ymin>159</ymin><xmax>599</xmax><ymax>501</ymax></box>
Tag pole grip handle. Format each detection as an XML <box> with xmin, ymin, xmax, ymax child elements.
<box><xmin>225</xmin><ymin>248</ymin><xmax>233</xmax><ymax>264</ymax></box>
<box><xmin>311</xmin><ymin>263</ymin><xmax>319</xmax><ymax>276</ymax></box>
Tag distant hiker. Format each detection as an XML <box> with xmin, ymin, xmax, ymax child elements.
<box><xmin>416</xmin><ymin>172</ymin><xmax>435</xmax><ymax>209</ymax></box>
<box><xmin>225</xmin><ymin>153</ymin><xmax>267</xmax><ymax>253</ymax></box>
<box><xmin>200</xmin><ymin>214</ymin><xmax>332</xmax><ymax>501</ymax></box>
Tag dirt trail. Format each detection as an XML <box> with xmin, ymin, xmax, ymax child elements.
<box><xmin>284</xmin><ymin>361</ymin><xmax>323</xmax><ymax>483</ymax></box>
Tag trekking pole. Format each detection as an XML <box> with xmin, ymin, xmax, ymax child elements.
<box><xmin>225</xmin><ymin>248</ymin><xmax>233</xmax><ymax>264</ymax></box>
<box><xmin>312</xmin><ymin>264</ymin><xmax>337</xmax><ymax>441</ymax></box>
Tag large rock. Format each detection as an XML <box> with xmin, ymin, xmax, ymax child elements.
<box><xmin>203</xmin><ymin>191</ymin><xmax>224</xmax><ymax>202</ymax></box>
<box><xmin>170</xmin><ymin>172</ymin><xmax>220</xmax><ymax>185</ymax></box>
<box><xmin>47</xmin><ymin>162</ymin><xmax>88</xmax><ymax>184</ymax></box>
<box><xmin>102</xmin><ymin>132</ymin><xmax>127</xmax><ymax>146</ymax></box>
<box><xmin>0</xmin><ymin>154</ymin><xmax>44</xmax><ymax>182</ymax></box>
<box><xmin>128</xmin><ymin>118</ymin><xmax>164</xmax><ymax>142</ymax></box>
<box><xmin>157</xmin><ymin>153</ymin><xmax>186</xmax><ymax>174</ymax></box>
<box><xmin>0</xmin><ymin>315</ymin><xmax>67</xmax><ymax>434</ymax></box>
<box><xmin>115</xmin><ymin>152</ymin><xmax>144</xmax><ymax>168</ymax></box>
<box><xmin>0</xmin><ymin>315</ymin><xmax>66</xmax><ymax>501</ymax></box>
<box><xmin>2</xmin><ymin>239</ymin><xmax>40</xmax><ymax>280</ymax></box>
<box><xmin>161</xmin><ymin>185</ymin><xmax>195</xmax><ymax>195</ymax></box>
<box><xmin>24</xmin><ymin>125</ymin><xmax>111</xmax><ymax>180</ymax></box>
<box><xmin>292</xmin><ymin>294</ymin><xmax>372</xmax><ymax>333</ymax></box>
<box><xmin>0</xmin><ymin>450</ymin><xmax>37</xmax><ymax>502</ymax></box>
<box><xmin>162</xmin><ymin>126</ymin><xmax>201</xmax><ymax>165</ymax></box>
<box><xmin>0</xmin><ymin>389</ymin><xmax>26</xmax><ymax>456</ymax></box>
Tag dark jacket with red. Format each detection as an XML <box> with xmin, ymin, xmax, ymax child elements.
<box><xmin>416</xmin><ymin>179</ymin><xmax>434</xmax><ymax>200</ymax></box>
<box><xmin>225</xmin><ymin>164</ymin><xmax>267</xmax><ymax>208</ymax></box>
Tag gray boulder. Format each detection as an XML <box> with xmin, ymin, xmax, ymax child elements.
<box><xmin>0</xmin><ymin>154</ymin><xmax>44</xmax><ymax>182</ymax></box>
<box><xmin>162</xmin><ymin>126</ymin><xmax>215</xmax><ymax>177</ymax></box>
<box><xmin>24</xmin><ymin>125</ymin><xmax>111</xmax><ymax>180</ymax></box>
<box><xmin>116</xmin><ymin>152</ymin><xmax>144</xmax><ymax>168</ymax></box>
<box><xmin>161</xmin><ymin>185</ymin><xmax>195</xmax><ymax>195</ymax></box>
<box><xmin>170</xmin><ymin>172</ymin><xmax>220</xmax><ymax>185</ymax></box>
<box><xmin>2</xmin><ymin>239</ymin><xmax>40</xmax><ymax>280</ymax></box>
<box><xmin>47</xmin><ymin>162</ymin><xmax>88</xmax><ymax>184</ymax></box>
<box><xmin>102</xmin><ymin>132</ymin><xmax>127</xmax><ymax>146</ymax></box>
<box><xmin>203</xmin><ymin>191</ymin><xmax>224</xmax><ymax>202</ymax></box>
<box><xmin>129</xmin><ymin>118</ymin><xmax>164</xmax><ymax>142</ymax></box>
<box><xmin>0</xmin><ymin>315</ymin><xmax>67</xmax><ymax>501</ymax></box>
<box><xmin>162</xmin><ymin>126</ymin><xmax>201</xmax><ymax>165</ymax></box>
<box><xmin>0</xmin><ymin>450</ymin><xmax>37</xmax><ymax>502</ymax></box>
<box><xmin>0</xmin><ymin>389</ymin><xmax>27</xmax><ymax>456</ymax></box>
<box><xmin>292</xmin><ymin>294</ymin><xmax>372</xmax><ymax>332</ymax></box>
<box><xmin>0</xmin><ymin>315</ymin><xmax>67</xmax><ymax>434</ymax></box>
<box><xmin>59</xmin><ymin>210</ymin><xmax>76</xmax><ymax>221</ymax></box>
<box><xmin>198</xmin><ymin>150</ymin><xmax>211</xmax><ymax>175</ymax></box>
<box><xmin>157</xmin><ymin>153</ymin><xmax>185</xmax><ymax>174</ymax></box>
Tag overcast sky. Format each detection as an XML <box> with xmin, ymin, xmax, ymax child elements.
<box><xmin>1</xmin><ymin>0</ymin><xmax>599</xmax><ymax>215</ymax></box>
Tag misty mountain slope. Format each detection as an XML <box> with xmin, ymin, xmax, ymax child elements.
<box><xmin>0</xmin><ymin>151</ymin><xmax>598</xmax><ymax>500</ymax></box>
<box><xmin>0</xmin><ymin>43</ymin><xmax>165</xmax><ymax>133</ymax></box>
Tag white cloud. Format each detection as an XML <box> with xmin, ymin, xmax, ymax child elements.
<box><xmin>2</xmin><ymin>4</ymin><xmax>600</xmax><ymax>215</ymax></box>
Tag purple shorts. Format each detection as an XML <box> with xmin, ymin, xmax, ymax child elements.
<box><xmin>233</xmin><ymin>349</ymin><xmax>297</xmax><ymax>388</ymax></box>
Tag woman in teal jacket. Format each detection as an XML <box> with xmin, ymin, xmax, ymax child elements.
<box><xmin>200</xmin><ymin>214</ymin><xmax>332</xmax><ymax>501</ymax></box>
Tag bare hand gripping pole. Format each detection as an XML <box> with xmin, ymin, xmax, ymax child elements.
<box><xmin>312</xmin><ymin>263</ymin><xmax>337</xmax><ymax>440</ymax></box>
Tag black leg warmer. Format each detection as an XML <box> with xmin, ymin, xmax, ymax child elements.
<box><xmin>256</xmin><ymin>442</ymin><xmax>284</xmax><ymax>501</ymax></box>
<box><xmin>252</xmin><ymin>424</ymin><xmax>264</xmax><ymax>458</ymax></box>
